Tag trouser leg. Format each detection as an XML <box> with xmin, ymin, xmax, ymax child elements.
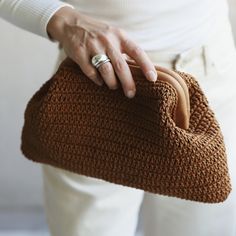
<box><xmin>42</xmin><ymin>164</ymin><xmax>144</xmax><ymax>236</ymax></box>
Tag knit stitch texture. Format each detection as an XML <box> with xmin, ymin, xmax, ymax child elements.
<box><xmin>20</xmin><ymin>57</ymin><xmax>231</xmax><ymax>203</ymax></box>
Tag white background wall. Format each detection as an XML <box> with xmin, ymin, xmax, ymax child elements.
<box><xmin>0</xmin><ymin>0</ymin><xmax>236</xmax><ymax>211</ymax></box>
<box><xmin>0</xmin><ymin>24</ymin><xmax>60</xmax><ymax>209</ymax></box>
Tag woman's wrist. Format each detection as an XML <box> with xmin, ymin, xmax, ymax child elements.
<box><xmin>46</xmin><ymin>6</ymin><xmax>79</xmax><ymax>42</ymax></box>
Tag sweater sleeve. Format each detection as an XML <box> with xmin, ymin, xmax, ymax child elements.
<box><xmin>0</xmin><ymin>0</ymin><xmax>74</xmax><ymax>40</ymax></box>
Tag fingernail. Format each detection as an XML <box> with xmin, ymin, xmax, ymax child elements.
<box><xmin>126</xmin><ymin>89</ymin><xmax>136</xmax><ymax>99</ymax></box>
<box><xmin>96</xmin><ymin>79</ymin><xmax>104</xmax><ymax>86</ymax></box>
<box><xmin>111</xmin><ymin>84</ymin><xmax>119</xmax><ymax>90</ymax></box>
<box><xmin>146</xmin><ymin>70</ymin><xmax>158</xmax><ymax>82</ymax></box>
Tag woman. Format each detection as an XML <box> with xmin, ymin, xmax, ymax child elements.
<box><xmin>0</xmin><ymin>0</ymin><xmax>236</xmax><ymax>235</ymax></box>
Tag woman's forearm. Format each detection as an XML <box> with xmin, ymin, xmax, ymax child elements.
<box><xmin>0</xmin><ymin>0</ymin><xmax>74</xmax><ymax>39</ymax></box>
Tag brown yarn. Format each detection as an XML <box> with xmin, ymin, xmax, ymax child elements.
<box><xmin>20</xmin><ymin>57</ymin><xmax>231</xmax><ymax>203</ymax></box>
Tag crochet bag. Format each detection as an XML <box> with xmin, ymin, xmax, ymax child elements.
<box><xmin>20</xmin><ymin>57</ymin><xmax>231</xmax><ymax>203</ymax></box>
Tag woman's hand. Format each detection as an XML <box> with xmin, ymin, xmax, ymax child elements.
<box><xmin>47</xmin><ymin>6</ymin><xmax>158</xmax><ymax>98</ymax></box>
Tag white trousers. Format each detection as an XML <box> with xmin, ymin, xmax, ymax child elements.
<box><xmin>41</xmin><ymin>14</ymin><xmax>236</xmax><ymax>236</ymax></box>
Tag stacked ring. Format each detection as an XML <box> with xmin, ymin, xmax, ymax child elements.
<box><xmin>91</xmin><ymin>54</ymin><xmax>111</xmax><ymax>69</ymax></box>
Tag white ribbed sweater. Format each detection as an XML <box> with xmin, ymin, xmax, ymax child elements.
<box><xmin>0</xmin><ymin>0</ymin><xmax>229</xmax><ymax>53</ymax></box>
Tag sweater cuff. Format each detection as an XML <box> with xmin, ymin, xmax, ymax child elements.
<box><xmin>1</xmin><ymin>0</ymin><xmax>74</xmax><ymax>40</ymax></box>
<box><xmin>41</xmin><ymin>1</ymin><xmax>75</xmax><ymax>40</ymax></box>
<box><xmin>22</xmin><ymin>0</ymin><xmax>75</xmax><ymax>40</ymax></box>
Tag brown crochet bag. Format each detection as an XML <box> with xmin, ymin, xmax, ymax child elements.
<box><xmin>20</xmin><ymin>57</ymin><xmax>231</xmax><ymax>203</ymax></box>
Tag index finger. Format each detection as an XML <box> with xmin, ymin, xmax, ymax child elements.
<box><xmin>121</xmin><ymin>38</ymin><xmax>158</xmax><ymax>82</ymax></box>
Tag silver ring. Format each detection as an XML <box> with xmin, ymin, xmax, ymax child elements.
<box><xmin>91</xmin><ymin>54</ymin><xmax>111</xmax><ymax>69</ymax></box>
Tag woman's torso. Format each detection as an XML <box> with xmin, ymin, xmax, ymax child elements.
<box><xmin>63</xmin><ymin>0</ymin><xmax>229</xmax><ymax>53</ymax></box>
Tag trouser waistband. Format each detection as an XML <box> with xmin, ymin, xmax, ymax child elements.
<box><xmin>145</xmin><ymin>45</ymin><xmax>206</xmax><ymax>71</ymax></box>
